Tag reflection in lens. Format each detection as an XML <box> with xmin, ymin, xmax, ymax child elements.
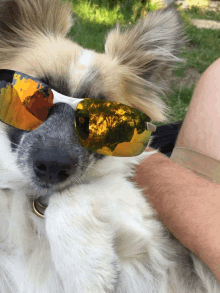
<box><xmin>0</xmin><ymin>71</ymin><xmax>54</xmax><ymax>131</ymax></box>
<box><xmin>23</xmin><ymin>88</ymin><xmax>54</xmax><ymax>122</ymax></box>
<box><xmin>75</xmin><ymin>99</ymin><xmax>152</xmax><ymax>157</ymax></box>
<box><xmin>75</xmin><ymin>109</ymin><xmax>90</xmax><ymax>140</ymax></box>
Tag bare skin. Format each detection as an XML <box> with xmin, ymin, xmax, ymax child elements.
<box><xmin>134</xmin><ymin>58</ymin><xmax>220</xmax><ymax>281</ymax></box>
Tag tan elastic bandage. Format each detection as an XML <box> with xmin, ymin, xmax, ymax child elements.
<box><xmin>171</xmin><ymin>147</ymin><xmax>220</xmax><ymax>183</ymax></box>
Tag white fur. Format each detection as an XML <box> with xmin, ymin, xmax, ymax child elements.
<box><xmin>71</xmin><ymin>49</ymin><xmax>95</xmax><ymax>86</ymax></box>
<box><xmin>78</xmin><ymin>49</ymin><xmax>95</xmax><ymax>67</ymax></box>
<box><xmin>0</xmin><ymin>132</ymin><xmax>219</xmax><ymax>292</ymax></box>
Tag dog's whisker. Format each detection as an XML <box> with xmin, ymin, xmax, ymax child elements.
<box><xmin>0</xmin><ymin>131</ymin><xmax>27</xmax><ymax>153</ymax></box>
<box><xmin>10</xmin><ymin>141</ymin><xmax>19</xmax><ymax>147</ymax></box>
<box><xmin>86</xmin><ymin>165</ymin><xmax>102</xmax><ymax>173</ymax></box>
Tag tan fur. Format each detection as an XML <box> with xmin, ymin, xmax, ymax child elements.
<box><xmin>104</xmin><ymin>8</ymin><xmax>185</xmax><ymax>121</ymax></box>
<box><xmin>0</xmin><ymin>0</ymin><xmax>185</xmax><ymax>122</ymax></box>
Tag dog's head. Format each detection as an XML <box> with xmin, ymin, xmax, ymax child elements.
<box><xmin>0</xmin><ymin>0</ymin><xmax>184</xmax><ymax>199</ymax></box>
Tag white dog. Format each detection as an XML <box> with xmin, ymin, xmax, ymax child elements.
<box><xmin>0</xmin><ymin>0</ymin><xmax>219</xmax><ymax>292</ymax></box>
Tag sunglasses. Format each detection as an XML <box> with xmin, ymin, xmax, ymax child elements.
<box><xmin>0</xmin><ymin>69</ymin><xmax>156</xmax><ymax>157</ymax></box>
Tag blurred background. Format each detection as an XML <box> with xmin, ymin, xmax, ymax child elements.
<box><xmin>66</xmin><ymin>0</ymin><xmax>220</xmax><ymax>124</ymax></box>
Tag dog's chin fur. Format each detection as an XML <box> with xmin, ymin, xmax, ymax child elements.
<box><xmin>0</xmin><ymin>0</ymin><xmax>219</xmax><ymax>292</ymax></box>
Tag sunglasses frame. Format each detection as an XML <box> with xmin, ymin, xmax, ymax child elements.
<box><xmin>0</xmin><ymin>69</ymin><xmax>157</xmax><ymax>155</ymax></box>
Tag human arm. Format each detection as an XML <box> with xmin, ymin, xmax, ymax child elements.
<box><xmin>135</xmin><ymin>148</ymin><xmax>220</xmax><ymax>282</ymax></box>
<box><xmin>134</xmin><ymin>58</ymin><xmax>220</xmax><ymax>280</ymax></box>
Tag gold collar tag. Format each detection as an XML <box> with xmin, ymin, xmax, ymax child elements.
<box><xmin>33</xmin><ymin>199</ymin><xmax>46</xmax><ymax>218</ymax></box>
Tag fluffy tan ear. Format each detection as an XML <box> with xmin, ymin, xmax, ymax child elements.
<box><xmin>0</xmin><ymin>0</ymin><xmax>73</xmax><ymax>63</ymax></box>
<box><xmin>105</xmin><ymin>7</ymin><xmax>185</xmax><ymax>122</ymax></box>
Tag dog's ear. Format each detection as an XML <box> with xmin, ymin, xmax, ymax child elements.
<box><xmin>105</xmin><ymin>7</ymin><xmax>185</xmax><ymax>121</ymax></box>
<box><xmin>0</xmin><ymin>0</ymin><xmax>73</xmax><ymax>63</ymax></box>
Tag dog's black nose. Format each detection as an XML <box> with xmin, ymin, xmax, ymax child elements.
<box><xmin>33</xmin><ymin>148</ymin><xmax>75</xmax><ymax>183</ymax></box>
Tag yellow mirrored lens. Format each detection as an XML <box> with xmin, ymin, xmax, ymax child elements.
<box><xmin>75</xmin><ymin>99</ymin><xmax>151</xmax><ymax>157</ymax></box>
<box><xmin>0</xmin><ymin>73</ymin><xmax>54</xmax><ymax>131</ymax></box>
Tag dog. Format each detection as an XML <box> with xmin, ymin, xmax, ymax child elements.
<box><xmin>0</xmin><ymin>0</ymin><xmax>219</xmax><ymax>292</ymax></box>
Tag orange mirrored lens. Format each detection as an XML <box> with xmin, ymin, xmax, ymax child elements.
<box><xmin>0</xmin><ymin>71</ymin><xmax>54</xmax><ymax>131</ymax></box>
<box><xmin>75</xmin><ymin>99</ymin><xmax>152</xmax><ymax>157</ymax></box>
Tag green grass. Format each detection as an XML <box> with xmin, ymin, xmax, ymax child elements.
<box><xmin>166</xmin><ymin>8</ymin><xmax>220</xmax><ymax>122</ymax></box>
<box><xmin>163</xmin><ymin>85</ymin><xmax>194</xmax><ymax>123</ymax></box>
<box><xmin>66</xmin><ymin>0</ymin><xmax>220</xmax><ymax>123</ymax></box>
<box><xmin>183</xmin><ymin>6</ymin><xmax>220</xmax><ymax>21</ymax></box>
<box><xmin>178</xmin><ymin>10</ymin><xmax>220</xmax><ymax>73</ymax></box>
<box><xmin>68</xmin><ymin>0</ymin><xmax>161</xmax><ymax>51</ymax></box>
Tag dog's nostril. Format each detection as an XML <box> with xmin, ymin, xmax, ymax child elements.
<box><xmin>33</xmin><ymin>148</ymin><xmax>75</xmax><ymax>184</ymax></box>
<box><xmin>36</xmin><ymin>163</ymin><xmax>47</xmax><ymax>172</ymax></box>
<box><xmin>58</xmin><ymin>170</ymin><xmax>70</xmax><ymax>181</ymax></box>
